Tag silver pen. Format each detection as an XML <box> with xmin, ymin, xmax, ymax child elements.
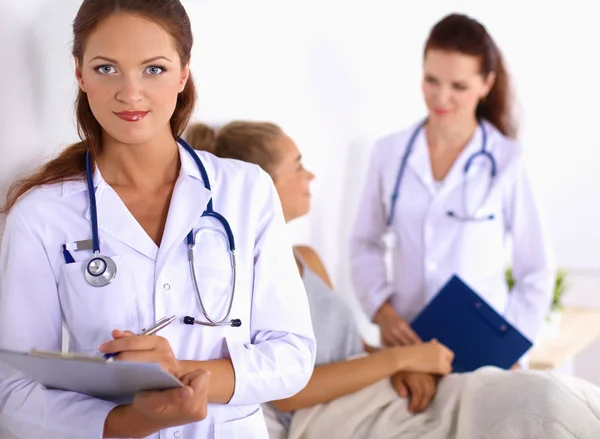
<box><xmin>137</xmin><ymin>315</ymin><xmax>177</xmax><ymax>336</ymax></box>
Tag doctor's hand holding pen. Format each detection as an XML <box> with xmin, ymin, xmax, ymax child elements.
<box><xmin>375</xmin><ymin>300</ymin><xmax>422</xmax><ymax>346</ymax></box>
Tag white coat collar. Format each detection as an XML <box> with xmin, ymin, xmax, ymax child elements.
<box><xmin>406</xmin><ymin>121</ymin><xmax>489</xmax><ymax>194</ymax></box>
<box><xmin>60</xmin><ymin>140</ymin><xmax>207</xmax><ymax>196</ymax></box>
<box><xmin>61</xmin><ymin>141</ymin><xmax>212</xmax><ymax>263</ymax></box>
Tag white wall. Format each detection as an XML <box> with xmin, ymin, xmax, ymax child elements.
<box><xmin>1</xmin><ymin>0</ymin><xmax>599</xmax><ymax>382</ymax></box>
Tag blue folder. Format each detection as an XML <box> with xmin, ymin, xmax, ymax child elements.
<box><xmin>410</xmin><ymin>275</ymin><xmax>532</xmax><ymax>373</ymax></box>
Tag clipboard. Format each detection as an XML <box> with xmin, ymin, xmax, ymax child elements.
<box><xmin>410</xmin><ymin>275</ymin><xmax>533</xmax><ymax>372</ymax></box>
<box><xmin>0</xmin><ymin>348</ymin><xmax>183</xmax><ymax>403</ymax></box>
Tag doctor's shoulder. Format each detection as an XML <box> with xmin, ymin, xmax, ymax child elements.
<box><xmin>4</xmin><ymin>179</ymin><xmax>70</xmax><ymax>225</ymax></box>
<box><xmin>487</xmin><ymin>123</ymin><xmax>527</xmax><ymax>176</ymax></box>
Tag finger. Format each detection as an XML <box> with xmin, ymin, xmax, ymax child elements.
<box><xmin>396</xmin><ymin>323</ymin><xmax>420</xmax><ymax>345</ymax></box>
<box><xmin>419</xmin><ymin>378</ymin><xmax>435</xmax><ymax>412</ymax></box>
<box><xmin>391</xmin><ymin>327</ymin><xmax>412</xmax><ymax>346</ymax></box>
<box><xmin>403</xmin><ymin>325</ymin><xmax>421</xmax><ymax>344</ymax></box>
<box><xmin>382</xmin><ymin>332</ymin><xmax>401</xmax><ymax>347</ymax></box>
<box><xmin>186</xmin><ymin>369</ymin><xmax>211</xmax><ymax>391</ymax></box>
<box><xmin>99</xmin><ymin>335</ymin><xmax>164</xmax><ymax>354</ymax></box>
<box><xmin>111</xmin><ymin>329</ymin><xmax>135</xmax><ymax>339</ymax></box>
<box><xmin>114</xmin><ymin>350</ymin><xmax>162</xmax><ymax>364</ymax></box>
<box><xmin>409</xmin><ymin>381</ymin><xmax>425</xmax><ymax>413</ymax></box>
<box><xmin>439</xmin><ymin>362</ymin><xmax>452</xmax><ymax>376</ymax></box>
<box><xmin>394</xmin><ymin>377</ymin><xmax>408</xmax><ymax>398</ymax></box>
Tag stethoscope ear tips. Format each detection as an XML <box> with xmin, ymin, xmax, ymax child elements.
<box><xmin>183</xmin><ymin>316</ymin><xmax>195</xmax><ymax>325</ymax></box>
<box><xmin>231</xmin><ymin>319</ymin><xmax>242</xmax><ymax>327</ymax></box>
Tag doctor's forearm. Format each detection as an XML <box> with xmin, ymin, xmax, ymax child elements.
<box><xmin>180</xmin><ymin>359</ymin><xmax>235</xmax><ymax>404</ymax></box>
<box><xmin>103</xmin><ymin>405</ymin><xmax>165</xmax><ymax>438</ymax></box>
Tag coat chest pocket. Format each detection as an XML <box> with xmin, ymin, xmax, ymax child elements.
<box><xmin>59</xmin><ymin>254</ymin><xmax>139</xmax><ymax>352</ymax></box>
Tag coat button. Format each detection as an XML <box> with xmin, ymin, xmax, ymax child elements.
<box><xmin>163</xmin><ymin>283</ymin><xmax>171</xmax><ymax>291</ymax></box>
<box><xmin>174</xmin><ymin>430</ymin><xmax>181</xmax><ymax>438</ymax></box>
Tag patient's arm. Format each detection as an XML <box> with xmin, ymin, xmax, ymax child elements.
<box><xmin>270</xmin><ymin>346</ymin><xmax>410</xmax><ymax>412</ymax></box>
<box><xmin>271</xmin><ymin>341</ymin><xmax>452</xmax><ymax>412</ymax></box>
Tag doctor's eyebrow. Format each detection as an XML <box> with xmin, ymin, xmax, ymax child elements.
<box><xmin>88</xmin><ymin>55</ymin><xmax>173</xmax><ymax>64</ymax></box>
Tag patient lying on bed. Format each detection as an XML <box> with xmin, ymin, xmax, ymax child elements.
<box><xmin>264</xmin><ymin>246</ymin><xmax>600</xmax><ymax>439</ymax></box>
<box><xmin>186</xmin><ymin>120</ymin><xmax>600</xmax><ymax>439</ymax></box>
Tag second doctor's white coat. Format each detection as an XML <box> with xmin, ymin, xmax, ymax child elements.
<box><xmin>0</xmin><ymin>143</ymin><xmax>316</xmax><ymax>439</ymax></box>
<box><xmin>350</xmin><ymin>120</ymin><xmax>556</xmax><ymax>343</ymax></box>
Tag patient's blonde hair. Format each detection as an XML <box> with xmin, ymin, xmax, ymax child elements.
<box><xmin>186</xmin><ymin>121</ymin><xmax>284</xmax><ymax>177</ymax></box>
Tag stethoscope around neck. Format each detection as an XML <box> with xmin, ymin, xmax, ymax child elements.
<box><xmin>386</xmin><ymin>118</ymin><xmax>497</xmax><ymax>230</ymax></box>
<box><xmin>83</xmin><ymin>139</ymin><xmax>241</xmax><ymax>328</ymax></box>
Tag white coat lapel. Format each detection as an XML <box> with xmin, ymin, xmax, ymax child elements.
<box><xmin>406</xmin><ymin>129</ymin><xmax>436</xmax><ymax>195</ymax></box>
<box><xmin>86</xmin><ymin>176</ymin><xmax>159</xmax><ymax>261</ymax></box>
<box><xmin>155</xmin><ymin>145</ymin><xmax>212</xmax><ymax>276</ymax></box>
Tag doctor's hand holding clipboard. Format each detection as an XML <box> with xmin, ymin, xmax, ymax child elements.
<box><xmin>99</xmin><ymin>319</ymin><xmax>211</xmax><ymax>437</ymax></box>
<box><xmin>350</xmin><ymin>13</ymin><xmax>556</xmax><ymax>360</ymax></box>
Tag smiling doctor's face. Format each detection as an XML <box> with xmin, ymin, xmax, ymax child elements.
<box><xmin>74</xmin><ymin>13</ymin><xmax>190</xmax><ymax>146</ymax></box>
<box><xmin>421</xmin><ymin>49</ymin><xmax>494</xmax><ymax>127</ymax></box>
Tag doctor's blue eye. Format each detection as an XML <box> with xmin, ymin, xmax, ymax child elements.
<box><xmin>145</xmin><ymin>65</ymin><xmax>166</xmax><ymax>75</ymax></box>
<box><xmin>95</xmin><ymin>65</ymin><xmax>117</xmax><ymax>75</ymax></box>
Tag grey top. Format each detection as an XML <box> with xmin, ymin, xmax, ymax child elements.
<box><xmin>272</xmin><ymin>250</ymin><xmax>364</xmax><ymax>429</ymax></box>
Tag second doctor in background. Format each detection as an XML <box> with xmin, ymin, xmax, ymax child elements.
<box><xmin>350</xmin><ymin>14</ymin><xmax>555</xmax><ymax>351</ymax></box>
<box><xmin>0</xmin><ymin>1</ymin><xmax>315</xmax><ymax>438</ymax></box>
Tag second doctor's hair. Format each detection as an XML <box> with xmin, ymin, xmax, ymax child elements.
<box><xmin>186</xmin><ymin>122</ymin><xmax>285</xmax><ymax>178</ymax></box>
<box><xmin>2</xmin><ymin>0</ymin><xmax>195</xmax><ymax>214</ymax></box>
<box><xmin>425</xmin><ymin>13</ymin><xmax>517</xmax><ymax>138</ymax></box>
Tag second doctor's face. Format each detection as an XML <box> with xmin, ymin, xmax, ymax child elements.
<box><xmin>75</xmin><ymin>13</ymin><xmax>190</xmax><ymax>146</ymax></box>
<box><xmin>421</xmin><ymin>48</ymin><xmax>494</xmax><ymax>126</ymax></box>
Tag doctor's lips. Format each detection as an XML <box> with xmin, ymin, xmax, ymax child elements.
<box><xmin>114</xmin><ymin>110</ymin><xmax>149</xmax><ymax>122</ymax></box>
<box><xmin>433</xmin><ymin>108</ymin><xmax>450</xmax><ymax>116</ymax></box>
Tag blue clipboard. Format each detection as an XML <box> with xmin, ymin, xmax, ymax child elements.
<box><xmin>410</xmin><ymin>275</ymin><xmax>532</xmax><ymax>372</ymax></box>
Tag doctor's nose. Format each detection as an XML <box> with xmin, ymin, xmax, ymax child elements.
<box><xmin>115</xmin><ymin>75</ymin><xmax>143</xmax><ymax>104</ymax></box>
<box><xmin>432</xmin><ymin>87</ymin><xmax>452</xmax><ymax>108</ymax></box>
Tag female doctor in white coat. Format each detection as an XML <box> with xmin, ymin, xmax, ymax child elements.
<box><xmin>350</xmin><ymin>14</ymin><xmax>556</xmax><ymax>355</ymax></box>
<box><xmin>0</xmin><ymin>1</ymin><xmax>315</xmax><ymax>438</ymax></box>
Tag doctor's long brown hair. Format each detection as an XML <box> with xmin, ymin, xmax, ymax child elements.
<box><xmin>425</xmin><ymin>14</ymin><xmax>517</xmax><ymax>138</ymax></box>
<box><xmin>1</xmin><ymin>0</ymin><xmax>196</xmax><ymax>214</ymax></box>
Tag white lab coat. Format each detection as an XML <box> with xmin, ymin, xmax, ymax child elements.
<box><xmin>350</xmin><ymin>120</ymin><xmax>556</xmax><ymax>343</ymax></box>
<box><xmin>0</xmin><ymin>143</ymin><xmax>316</xmax><ymax>439</ymax></box>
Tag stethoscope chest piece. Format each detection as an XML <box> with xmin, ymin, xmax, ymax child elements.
<box><xmin>85</xmin><ymin>253</ymin><xmax>117</xmax><ymax>287</ymax></box>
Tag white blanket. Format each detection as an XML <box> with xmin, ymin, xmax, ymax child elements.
<box><xmin>284</xmin><ymin>367</ymin><xmax>600</xmax><ymax>439</ymax></box>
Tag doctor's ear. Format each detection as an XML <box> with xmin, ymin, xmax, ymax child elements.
<box><xmin>480</xmin><ymin>71</ymin><xmax>496</xmax><ymax>99</ymax></box>
<box><xmin>179</xmin><ymin>62</ymin><xmax>191</xmax><ymax>93</ymax></box>
<box><xmin>74</xmin><ymin>57</ymin><xmax>86</xmax><ymax>93</ymax></box>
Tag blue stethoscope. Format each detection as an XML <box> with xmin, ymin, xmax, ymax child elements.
<box><xmin>83</xmin><ymin>139</ymin><xmax>241</xmax><ymax>327</ymax></box>
<box><xmin>387</xmin><ymin>118</ymin><xmax>497</xmax><ymax>229</ymax></box>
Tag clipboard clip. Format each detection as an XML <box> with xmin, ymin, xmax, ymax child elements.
<box><xmin>30</xmin><ymin>349</ymin><xmax>114</xmax><ymax>363</ymax></box>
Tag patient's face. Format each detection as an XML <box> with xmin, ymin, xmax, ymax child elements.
<box><xmin>272</xmin><ymin>135</ymin><xmax>314</xmax><ymax>222</ymax></box>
